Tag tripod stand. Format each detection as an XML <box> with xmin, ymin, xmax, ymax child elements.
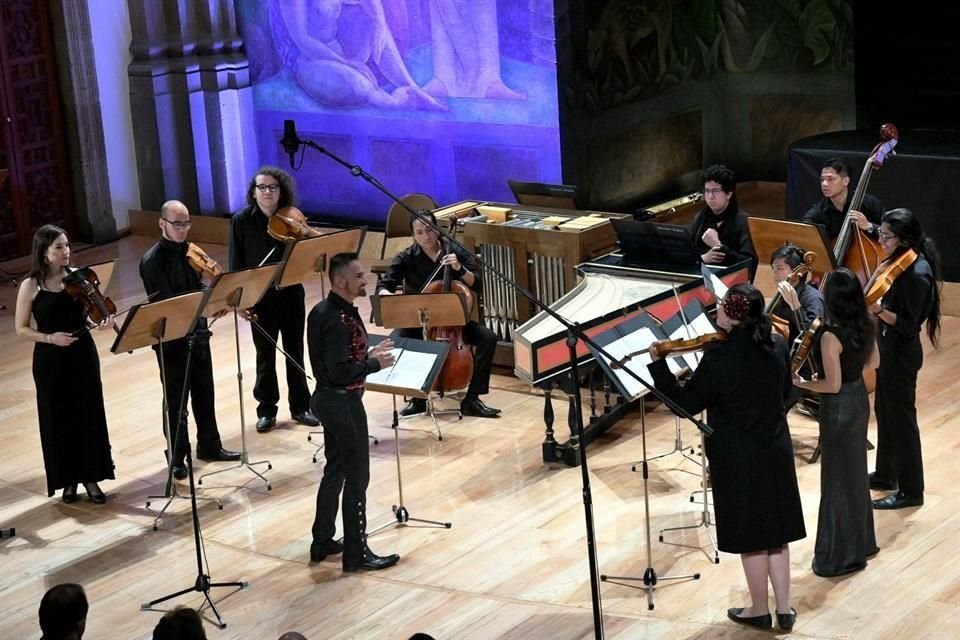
<box><xmin>140</xmin><ymin>332</ymin><xmax>246</xmax><ymax>627</ymax></box>
<box><xmin>146</xmin><ymin>329</ymin><xmax>222</xmax><ymax>530</ymax></box>
<box><xmin>600</xmin><ymin>397</ymin><xmax>701</xmax><ymax>609</ymax></box>
<box><xmin>368</xmin><ymin>395</ymin><xmax>452</xmax><ymax>536</ymax></box>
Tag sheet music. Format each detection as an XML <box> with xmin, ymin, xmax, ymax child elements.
<box><xmin>666</xmin><ymin>313</ymin><xmax>717</xmax><ymax>372</ymax></box>
<box><xmin>596</xmin><ymin>327</ymin><xmax>659</xmax><ymax>400</ymax></box>
<box><xmin>365</xmin><ymin>348</ymin><xmax>437</xmax><ymax>391</ymax></box>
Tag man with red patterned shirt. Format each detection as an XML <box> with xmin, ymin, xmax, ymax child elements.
<box><xmin>306</xmin><ymin>252</ymin><xmax>398</xmax><ymax>571</ymax></box>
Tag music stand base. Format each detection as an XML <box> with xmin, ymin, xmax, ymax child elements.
<box><xmin>198</xmin><ymin>456</ymin><xmax>272</xmax><ymax>491</ymax></box>
<box><xmin>140</xmin><ymin>574</ymin><xmax>248</xmax><ymax>629</ymax></box>
<box><xmin>399</xmin><ymin>395</ymin><xmax>461</xmax><ymax>441</ymax></box>
<box><xmin>146</xmin><ymin>484</ymin><xmax>223</xmax><ymax>531</ymax></box>
<box><xmin>599</xmin><ymin>568</ymin><xmax>701</xmax><ymax>610</ymax></box>
<box><xmin>309</xmin><ymin>431</ymin><xmax>378</xmax><ymax>463</ymax></box>
<box><xmin>368</xmin><ymin>504</ymin><xmax>452</xmax><ymax>536</ymax></box>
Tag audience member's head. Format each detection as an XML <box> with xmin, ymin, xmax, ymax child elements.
<box><xmin>278</xmin><ymin>633</ymin><xmax>308</xmax><ymax>640</ymax></box>
<box><xmin>409</xmin><ymin>634</ymin><xmax>437</xmax><ymax>640</ymax></box>
<box><xmin>152</xmin><ymin>606</ymin><xmax>207</xmax><ymax>640</ymax></box>
<box><xmin>39</xmin><ymin>583</ymin><xmax>88</xmax><ymax>640</ymax></box>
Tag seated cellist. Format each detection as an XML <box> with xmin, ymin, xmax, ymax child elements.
<box><xmin>377</xmin><ymin>212</ymin><xmax>500</xmax><ymax>418</ymax></box>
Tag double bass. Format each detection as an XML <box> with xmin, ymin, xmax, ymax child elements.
<box><xmin>833</xmin><ymin>123</ymin><xmax>899</xmax><ymax>287</ymax></box>
<box><xmin>422</xmin><ymin>244</ymin><xmax>474</xmax><ymax>394</ymax></box>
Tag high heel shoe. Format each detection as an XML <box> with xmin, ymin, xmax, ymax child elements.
<box><xmin>62</xmin><ymin>484</ymin><xmax>78</xmax><ymax>504</ymax></box>
<box><xmin>83</xmin><ymin>482</ymin><xmax>107</xmax><ymax>505</ymax></box>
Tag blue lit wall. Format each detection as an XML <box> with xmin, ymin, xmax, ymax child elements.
<box><xmin>236</xmin><ymin>0</ymin><xmax>561</xmax><ymax>226</ymax></box>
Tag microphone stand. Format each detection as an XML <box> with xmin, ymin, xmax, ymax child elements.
<box><xmin>292</xmin><ymin>135</ymin><xmax>715</xmax><ymax>640</ymax></box>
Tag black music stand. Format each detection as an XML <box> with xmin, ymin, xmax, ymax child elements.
<box><xmin>116</xmin><ymin>292</ymin><xmax>247</xmax><ymax>628</ymax></box>
<box><xmin>112</xmin><ymin>291</ymin><xmax>224</xmax><ymax>528</ymax></box>
<box><xmin>197</xmin><ymin>263</ymin><xmax>282</xmax><ymax>490</ymax></box>
<box><xmin>365</xmin><ymin>333</ymin><xmax>452</xmax><ymax>535</ymax></box>
<box><xmin>585</xmin><ymin>312</ymin><xmax>703</xmax><ymax>610</ymax></box>
<box><xmin>371</xmin><ymin>292</ymin><xmax>468</xmax><ymax>439</ymax></box>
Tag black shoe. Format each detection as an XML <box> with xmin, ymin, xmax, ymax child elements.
<box><xmin>293</xmin><ymin>411</ymin><xmax>319</xmax><ymax>427</ymax></box>
<box><xmin>727</xmin><ymin>607</ymin><xmax>772</xmax><ymax>630</ymax></box>
<box><xmin>256</xmin><ymin>416</ymin><xmax>277</xmax><ymax>433</ymax></box>
<box><xmin>400</xmin><ymin>399</ymin><xmax>427</xmax><ymax>417</ymax></box>
<box><xmin>310</xmin><ymin>539</ymin><xmax>344</xmax><ymax>563</ymax></box>
<box><xmin>171</xmin><ymin>463</ymin><xmax>188</xmax><ymax>480</ymax></box>
<box><xmin>83</xmin><ymin>482</ymin><xmax>107</xmax><ymax>505</ymax></box>
<box><xmin>460</xmin><ymin>397</ymin><xmax>500</xmax><ymax>418</ymax></box>
<box><xmin>777</xmin><ymin>608</ymin><xmax>797</xmax><ymax>631</ymax></box>
<box><xmin>343</xmin><ymin>549</ymin><xmax>400</xmax><ymax>572</ymax></box>
<box><xmin>62</xmin><ymin>484</ymin><xmax>78</xmax><ymax>504</ymax></box>
<box><xmin>873</xmin><ymin>490</ymin><xmax>923</xmax><ymax>509</ymax></box>
<box><xmin>197</xmin><ymin>447</ymin><xmax>241</xmax><ymax>462</ymax></box>
<box><xmin>868</xmin><ymin>471</ymin><xmax>898</xmax><ymax>491</ymax></box>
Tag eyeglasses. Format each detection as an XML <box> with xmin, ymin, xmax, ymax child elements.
<box><xmin>161</xmin><ymin>218</ymin><xmax>192</xmax><ymax>230</ymax></box>
<box><xmin>703</xmin><ymin>188</ymin><xmax>726</xmax><ymax>196</ymax></box>
<box><xmin>878</xmin><ymin>232</ymin><xmax>897</xmax><ymax>241</ymax></box>
<box><xmin>255</xmin><ymin>184</ymin><xmax>280</xmax><ymax>193</ymax></box>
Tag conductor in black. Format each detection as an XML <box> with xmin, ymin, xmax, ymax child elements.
<box><xmin>307</xmin><ymin>252</ymin><xmax>399</xmax><ymax>571</ymax></box>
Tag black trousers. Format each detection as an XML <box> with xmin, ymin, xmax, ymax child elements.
<box><xmin>393</xmin><ymin>319</ymin><xmax>496</xmax><ymax>397</ymax></box>
<box><xmin>155</xmin><ymin>337</ymin><xmax>223</xmax><ymax>462</ymax></box>
<box><xmin>874</xmin><ymin>331</ymin><xmax>925</xmax><ymax>495</ymax></box>
<box><xmin>311</xmin><ymin>389</ymin><xmax>369</xmax><ymax>562</ymax></box>
<box><xmin>251</xmin><ymin>285</ymin><xmax>311</xmax><ymax>418</ymax></box>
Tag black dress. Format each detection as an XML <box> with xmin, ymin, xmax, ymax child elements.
<box><xmin>813</xmin><ymin>326</ymin><xmax>878</xmax><ymax>577</ymax></box>
<box><xmin>31</xmin><ymin>288</ymin><xmax>115</xmax><ymax>496</ymax></box>
<box><xmin>649</xmin><ymin>329</ymin><xmax>806</xmax><ymax>553</ymax></box>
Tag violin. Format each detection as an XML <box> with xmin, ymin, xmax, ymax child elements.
<box><xmin>186</xmin><ymin>242</ymin><xmax>223</xmax><ymax>280</ymax></box>
<box><xmin>422</xmin><ymin>244</ymin><xmax>475</xmax><ymax>393</ymax></box>
<box><xmin>267</xmin><ymin>206</ymin><xmax>321</xmax><ymax>242</ymax></box>
<box><xmin>766</xmin><ymin>251</ymin><xmax>816</xmax><ymax>340</ymax></box>
<box><xmin>63</xmin><ymin>267</ymin><xmax>119</xmax><ymax>334</ymax></box>
<box><xmin>611</xmin><ymin>332</ymin><xmax>726</xmax><ymax>369</ymax></box>
<box><xmin>790</xmin><ymin>317</ymin><xmax>823</xmax><ymax>376</ymax></box>
<box><xmin>833</xmin><ymin>123</ymin><xmax>898</xmax><ymax>287</ymax></box>
<box><xmin>864</xmin><ymin>248</ymin><xmax>918</xmax><ymax>306</ymax></box>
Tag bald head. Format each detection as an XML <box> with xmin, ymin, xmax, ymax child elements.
<box><xmin>278</xmin><ymin>633</ymin><xmax>308</xmax><ymax>640</ymax></box>
<box><xmin>159</xmin><ymin>200</ymin><xmax>192</xmax><ymax>242</ymax></box>
<box><xmin>160</xmin><ymin>200</ymin><xmax>188</xmax><ymax>217</ymax></box>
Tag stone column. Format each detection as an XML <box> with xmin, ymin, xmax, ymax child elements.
<box><xmin>127</xmin><ymin>0</ymin><xmax>257</xmax><ymax>215</ymax></box>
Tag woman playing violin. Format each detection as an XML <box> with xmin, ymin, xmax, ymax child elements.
<box><xmin>794</xmin><ymin>268</ymin><xmax>879</xmax><ymax>576</ymax></box>
<box><xmin>14</xmin><ymin>225</ymin><xmax>114</xmax><ymax>504</ymax></box>
<box><xmin>868</xmin><ymin>208</ymin><xmax>941</xmax><ymax>510</ymax></box>
<box><xmin>377</xmin><ymin>212</ymin><xmax>500</xmax><ymax>418</ymax></box>
<box><xmin>648</xmin><ymin>284</ymin><xmax>805</xmax><ymax>632</ymax></box>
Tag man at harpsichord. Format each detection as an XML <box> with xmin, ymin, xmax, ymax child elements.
<box><xmin>690</xmin><ymin>164</ymin><xmax>758</xmax><ymax>280</ymax></box>
<box><xmin>377</xmin><ymin>212</ymin><xmax>500</xmax><ymax>418</ymax></box>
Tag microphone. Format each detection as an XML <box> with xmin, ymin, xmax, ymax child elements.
<box><xmin>280</xmin><ymin>119</ymin><xmax>301</xmax><ymax>168</ymax></box>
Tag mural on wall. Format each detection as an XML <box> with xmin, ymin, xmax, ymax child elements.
<box><xmin>237</xmin><ymin>0</ymin><xmax>559</xmax><ymax>226</ymax></box>
<box><xmin>568</xmin><ymin>0</ymin><xmax>854</xmax><ymax>114</ymax></box>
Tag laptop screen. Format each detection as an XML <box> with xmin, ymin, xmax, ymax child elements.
<box><xmin>610</xmin><ymin>219</ymin><xmax>701</xmax><ymax>268</ymax></box>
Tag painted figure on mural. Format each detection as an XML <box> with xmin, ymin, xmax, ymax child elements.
<box><xmin>274</xmin><ymin>0</ymin><xmax>445</xmax><ymax>110</ymax></box>
<box><xmin>423</xmin><ymin>0</ymin><xmax>526</xmax><ymax>101</ymax></box>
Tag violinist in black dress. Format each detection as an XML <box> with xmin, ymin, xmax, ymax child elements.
<box><xmin>14</xmin><ymin>225</ymin><xmax>114</xmax><ymax>504</ymax></box>
<box><xmin>868</xmin><ymin>208</ymin><xmax>941</xmax><ymax>509</ymax></box>
<box><xmin>649</xmin><ymin>284</ymin><xmax>805</xmax><ymax>632</ymax></box>
<box><xmin>794</xmin><ymin>268</ymin><xmax>879</xmax><ymax>576</ymax></box>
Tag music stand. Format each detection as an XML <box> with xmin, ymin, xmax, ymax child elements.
<box><xmin>746</xmin><ymin>218</ymin><xmax>836</xmax><ymax>275</ymax></box>
<box><xmin>196</xmin><ymin>263</ymin><xmax>282</xmax><ymax>490</ymax></box>
<box><xmin>372</xmin><ymin>292</ymin><xmax>468</xmax><ymax>439</ymax></box>
<box><xmin>112</xmin><ymin>291</ymin><xmax>224</xmax><ymax>528</ymax></box>
<box><xmin>585</xmin><ymin>311</ymin><xmax>703</xmax><ymax>610</ymax></box>
<box><xmin>118</xmin><ymin>290</ymin><xmax>247</xmax><ymax>628</ymax></box>
<box><xmin>365</xmin><ymin>334</ymin><xmax>452</xmax><ymax>535</ymax></box>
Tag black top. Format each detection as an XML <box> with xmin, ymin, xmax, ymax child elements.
<box><xmin>379</xmin><ymin>243</ymin><xmax>483</xmax><ymax>295</ymax></box>
<box><xmin>770</xmin><ymin>280</ymin><xmax>823</xmax><ymax>343</ymax></box>
<box><xmin>821</xmin><ymin>325</ymin><xmax>867</xmax><ymax>384</ymax></box>
<box><xmin>228</xmin><ymin>204</ymin><xmax>288</xmax><ymax>271</ymax></box>
<box><xmin>689</xmin><ymin>205</ymin><xmax>757</xmax><ymax>279</ymax></box>
<box><xmin>139</xmin><ymin>237</ymin><xmax>208</xmax><ymax>337</ymax></box>
<box><xmin>307</xmin><ymin>291</ymin><xmax>382</xmax><ymax>391</ymax></box>
<box><xmin>802</xmin><ymin>193</ymin><xmax>883</xmax><ymax>242</ymax></box>
<box><xmin>878</xmin><ymin>253</ymin><xmax>935</xmax><ymax>339</ymax></box>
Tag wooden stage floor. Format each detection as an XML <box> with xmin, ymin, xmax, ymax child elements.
<box><xmin>1</xmin><ymin>236</ymin><xmax>958</xmax><ymax>639</ymax></box>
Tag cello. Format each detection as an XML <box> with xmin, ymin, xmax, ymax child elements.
<box><xmin>422</xmin><ymin>243</ymin><xmax>475</xmax><ymax>394</ymax></box>
<box><xmin>833</xmin><ymin>123</ymin><xmax>899</xmax><ymax>287</ymax></box>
